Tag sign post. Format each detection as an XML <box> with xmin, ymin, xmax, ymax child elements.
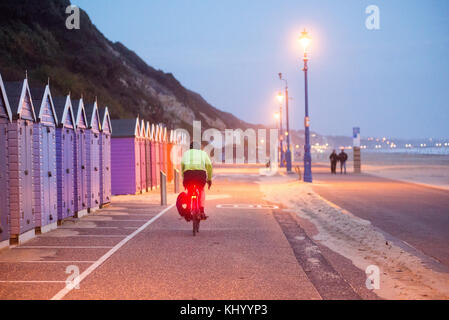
<box><xmin>353</xmin><ymin>127</ymin><xmax>361</xmax><ymax>173</ymax></box>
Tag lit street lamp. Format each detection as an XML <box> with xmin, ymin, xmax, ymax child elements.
<box><xmin>278</xmin><ymin>73</ymin><xmax>292</xmax><ymax>173</ymax></box>
<box><xmin>300</xmin><ymin>29</ymin><xmax>312</xmax><ymax>183</ymax></box>
<box><xmin>276</xmin><ymin>92</ymin><xmax>285</xmax><ymax>167</ymax></box>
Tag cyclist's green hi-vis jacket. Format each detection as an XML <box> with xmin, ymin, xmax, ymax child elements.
<box><xmin>181</xmin><ymin>149</ymin><xmax>213</xmax><ymax>181</ymax></box>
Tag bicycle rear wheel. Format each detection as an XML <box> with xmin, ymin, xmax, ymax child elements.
<box><xmin>192</xmin><ymin>210</ymin><xmax>200</xmax><ymax>236</ymax></box>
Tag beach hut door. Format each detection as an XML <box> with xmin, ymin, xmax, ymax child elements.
<box><xmin>21</xmin><ymin>121</ymin><xmax>34</xmax><ymax>231</ymax></box>
<box><xmin>0</xmin><ymin>123</ymin><xmax>8</xmax><ymax>241</ymax></box>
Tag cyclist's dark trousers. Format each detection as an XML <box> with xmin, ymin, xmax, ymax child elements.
<box><xmin>183</xmin><ymin>170</ymin><xmax>207</xmax><ymax>212</ymax></box>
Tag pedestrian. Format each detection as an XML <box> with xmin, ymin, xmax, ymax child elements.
<box><xmin>329</xmin><ymin>150</ymin><xmax>338</xmax><ymax>174</ymax></box>
<box><xmin>338</xmin><ymin>148</ymin><xmax>348</xmax><ymax>174</ymax></box>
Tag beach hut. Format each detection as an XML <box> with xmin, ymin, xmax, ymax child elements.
<box><xmin>154</xmin><ymin>125</ymin><xmax>161</xmax><ymax>187</ymax></box>
<box><xmin>4</xmin><ymin>78</ymin><xmax>37</xmax><ymax>243</ymax></box>
<box><xmin>139</xmin><ymin>119</ymin><xmax>147</xmax><ymax>193</ymax></box>
<box><xmin>0</xmin><ymin>75</ymin><xmax>12</xmax><ymax>247</ymax></box>
<box><xmin>85</xmin><ymin>102</ymin><xmax>102</xmax><ymax>212</ymax></box>
<box><xmin>72</xmin><ymin>98</ymin><xmax>89</xmax><ymax>217</ymax></box>
<box><xmin>53</xmin><ymin>95</ymin><xmax>76</xmax><ymax>222</ymax></box>
<box><xmin>162</xmin><ymin>127</ymin><xmax>168</xmax><ymax>175</ymax></box>
<box><xmin>111</xmin><ymin>118</ymin><xmax>142</xmax><ymax>195</ymax></box>
<box><xmin>30</xmin><ymin>84</ymin><xmax>59</xmax><ymax>233</ymax></box>
<box><xmin>150</xmin><ymin>123</ymin><xmax>158</xmax><ymax>189</ymax></box>
<box><xmin>145</xmin><ymin>121</ymin><xmax>152</xmax><ymax>192</ymax></box>
<box><xmin>99</xmin><ymin>107</ymin><xmax>112</xmax><ymax>206</ymax></box>
<box><xmin>166</xmin><ymin>130</ymin><xmax>174</xmax><ymax>182</ymax></box>
<box><xmin>158</xmin><ymin>125</ymin><xmax>165</xmax><ymax>175</ymax></box>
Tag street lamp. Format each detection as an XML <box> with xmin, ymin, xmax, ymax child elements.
<box><xmin>278</xmin><ymin>73</ymin><xmax>292</xmax><ymax>173</ymax></box>
<box><xmin>300</xmin><ymin>29</ymin><xmax>312</xmax><ymax>183</ymax></box>
<box><xmin>276</xmin><ymin>92</ymin><xmax>285</xmax><ymax>167</ymax></box>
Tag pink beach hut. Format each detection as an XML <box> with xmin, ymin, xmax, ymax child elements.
<box><xmin>139</xmin><ymin>119</ymin><xmax>147</xmax><ymax>193</ymax></box>
<box><xmin>145</xmin><ymin>121</ymin><xmax>152</xmax><ymax>192</ymax></box>
<box><xmin>150</xmin><ymin>123</ymin><xmax>158</xmax><ymax>189</ymax></box>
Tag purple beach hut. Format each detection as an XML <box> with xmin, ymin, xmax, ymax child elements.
<box><xmin>85</xmin><ymin>101</ymin><xmax>102</xmax><ymax>213</ymax></box>
<box><xmin>53</xmin><ymin>95</ymin><xmax>76</xmax><ymax>222</ymax></box>
<box><xmin>4</xmin><ymin>78</ymin><xmax>37</xmax><ymax>243</ymax></box>
<box><xmin>99</xmin><ymin>107</ymin><xmax>112</xmax><ymax>207</ymax></box>
<box><xmin>0</xmin><ymin>74</ymin><xmax>13</xmax><ymax>248</ymax></box>
<box><xmin>111</xmin><ymin>118</ymin><xmax>142</xmax><ymax>195</ymax></box>
<box><xmin>72</xmin><ymin>98</ymin><xmax>89</xmax><ymax>218</ymax></box>
<box><xmin>30</xmin><ymin>84</ymin><xmax>59</xmax><ymax>234</ymax></box>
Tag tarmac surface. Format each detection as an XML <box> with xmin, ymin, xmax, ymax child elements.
<box><xmin>0</xmin><ymin>167</ymin><xmax>331</xmax><ymax>300</ymax></box>
<box><xmin>3</xmin><ymin>164</ymin><xmax>443</xmax><ymax>300</ymax></box>
<box><xmin>312</xmin><ymin>165</ymin><xmax>449</xmax><ymax>267</ymax></box>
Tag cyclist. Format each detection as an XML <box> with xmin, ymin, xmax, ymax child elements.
<box><xmin>181</xmin><ymin>141</ymin><xmax>213</xmax><ymax>220</ymax></box>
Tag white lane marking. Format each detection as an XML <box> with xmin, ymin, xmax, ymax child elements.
<box><xmin>216</xmin><ymin>204</ymin><xmax>279</xmax><ymax>210</ymax></box>
<box><xmin>14</xmin><ymin>246</ymin><xmax>114</xmax><ymax>249</ymax></box>
<box><xmin>82</xmin><ymin>219</ymin><xmax>149</xmax><ymax>222</ymax></box>
<box><xmin>0</xmin><ymin>281</ymin><xmax>66</xmax><ymax>283</ymax></box>
<box><xmin>51</xmin><ymin>204</ymin><xmax>175</xmax><ymax>300</ymax></box>
<box><xmin>7</xmin><ymin>261</ymin><xmax>96</xmax><ymax>264</ymax></box>
<box><xmin>58</xmin><ymin>227</ymin><xmax>119</xmax><ymax>229</ymax></box>
<box><xmin>206</xmin><ymin>194</ymin><xmax>231</xmax><ymax>200</ymax></box>
<box><xmin>41</xmin><ymin>235</ymin><xmax>126</xmax><ymax>238</ymax></box>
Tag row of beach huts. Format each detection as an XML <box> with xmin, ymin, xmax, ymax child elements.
<box><xmin>0</xmin><ymin>74</ymin><xmax>183</xmax><ymax>249</ymax></box>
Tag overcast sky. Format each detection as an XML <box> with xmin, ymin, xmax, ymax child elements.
<box><xmin>73</xmin><ymin>0</ymin><xmax>449</xmax><ymax>139</ymax></box>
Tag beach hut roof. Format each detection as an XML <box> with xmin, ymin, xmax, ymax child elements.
<box><xmin>84</xmin><ymin>101</ymin><xmax>101</xmax><ymax>130</ymax></box>
<box><xmin>111</xmin><ymin>118</ymin><xmax>140</xmax><ymax>137</ymax></box>
<box><xmin>145</xmin><ymin>121</ymin><xmax>151</xmax><ymax>138</ymax></box>
<box><xmin>53</xmin><ymin>95</ymin><xmax>75</xmax><ymax>128</ymax></box>
<box><xmin>0</xmin><ymin>74</ymin><xmax>12</xmax><ymax>121</ymax></box>
<box><xmin>99</xmin><ymin>106</ymin><xmax>112</xmax><ymax>134</ymax></box>
<box><xmin>30</xmin><ymin>85</ymin><xmax>58</xmax><ymax>125</ymax></box>
<box><xmin>71</xmin><ymin>98</ymin><xmax>88</xmax><ymax>129</ymax></box>
<box><xmin>4</xmin><ymin>78</ymin><xmax>36</xmax><ymax>120</ymax></box>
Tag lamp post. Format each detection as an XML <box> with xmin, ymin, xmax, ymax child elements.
<box><xmin>300</xmin><ymin>29</ymin><xmax>312</xmax><ymax>183</ymax></box>
<box><xmin>276</xmin><ymin>92</ymin><xmax>285</xmax><ymax>167</ymax></box>
<box><xmin>278</xmin><ymin>73</ymin><xmax>292</xmax><ymax>173</ymax></box>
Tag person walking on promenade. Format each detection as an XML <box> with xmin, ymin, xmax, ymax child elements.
<box><xmin>329</xmin><ymin>150</ymin><xmax>338</xmax><ymax>174</ymax></box>
<box><xmin>338</xmin><ymin>148</ymin><xmax>348</xmax><ymax>174</ymax></box>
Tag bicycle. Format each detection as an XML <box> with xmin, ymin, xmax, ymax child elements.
<box><xmin>187</xmin><ymin>184</ymin><xmax>202</xmax><ymax>236</ymax></box>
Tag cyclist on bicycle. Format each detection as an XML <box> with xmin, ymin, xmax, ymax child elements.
<box><xmin>181</xmin><ymin>141</ymin><xmax>213</xmax><ymax>220</ymax></box>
